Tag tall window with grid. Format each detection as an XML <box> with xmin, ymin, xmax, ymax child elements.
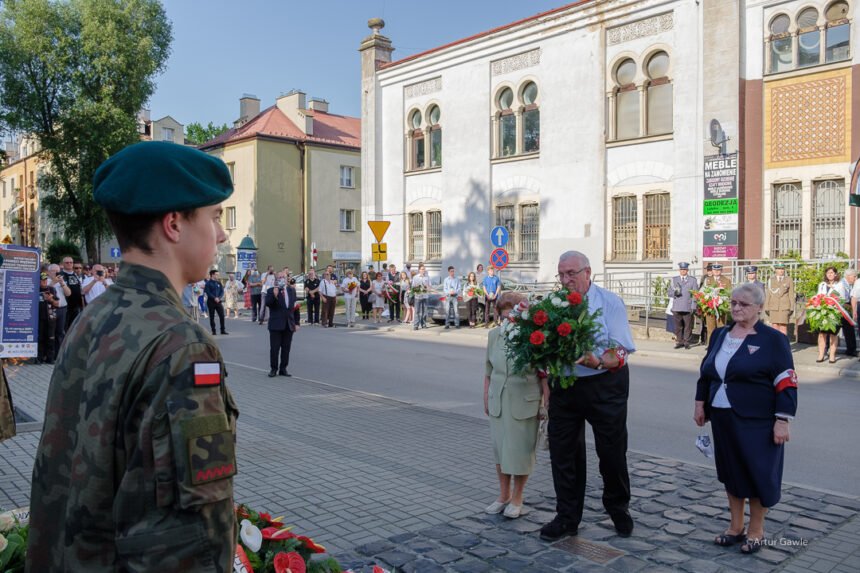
<box><xmin>771</xmin><ymin>183</ymin><xmax>803</xmax><ymax>257</ymax></box>
<box><xmin>495</xmin><ymin>205</ymin><xmax>516</xmax><ymax>257</ymax></box>
<box><xmin>520</xmin><ymin>203</ymin><xmax>539</xmax><ymax>262</ymax></box>
<box><xmin>427</xmin><ymin>210</ymin><xmax>442</xmax><ymax>260</ymax></box>
<box><xmin>643</xmin><ymin>193</ymin><xmax>670</xmax><ymax>259</ymax></box>
<box><xmin>612</xmin><ymin>196</ymin><xmax>637</xmax><ymax>260</ymax></box>
<box><xmin>409</xmin><ymin>212</ymin><xmax>424</xmax><ymax>261</ymax></box>
<box><xmin>813</xmin><ymin>179</ymin><xmax>845</xmax><ymax>257</ymax></box>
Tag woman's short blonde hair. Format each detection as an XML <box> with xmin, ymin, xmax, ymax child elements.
<box><xmin>497</xmin><ymin>292</ymin><xmax>527</xmax><ymax>313</ymax></box>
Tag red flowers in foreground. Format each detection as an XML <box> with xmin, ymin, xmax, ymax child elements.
<box><xmin>262</xmin><ymin>526</ymin><xmax>296</xmax><ymax>541</ymax></box>
<box><xmin>530</xmin><ymin>331</ymin><xmax>545</xmax><ymax>345</ymax></box>
<box><xmin>533</xmin><ymin>310</ymin><xmax>549</xmax><ymax>326</ymax></box>
<box><xmin>556</xmin><ymin>322</ymin><xmax>572</xmax><ymax>337</ymax></box>
<box><xmin>274</xmin><ymin>551</ymin><xmax>306</xmax><ymax>573</ymax></box>
<box><xmin>567</xmin><ymin>292</ymin><xmax>582</xmax><ymax>305</ymax></box>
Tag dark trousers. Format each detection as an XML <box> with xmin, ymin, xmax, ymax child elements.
<box><xmin>388</xmin><ymin>299</ymin><xmax>401</xmax><ymax>321</ymax></box>
<box><xmin>65</xmin><ymin>305</ymin><xmax>82</xmax><ymax>329</ymax></box>
<box><xmin>54</xmin><ymin>307</ymin><xmax>67</xmax><ymax>356</ymax></box>
<box><xmin>38</xmin><ymin>315</ymin><xmax>56</xmax><ymax>362</ymax></box>
<box><xmin>269</xmin><ymin>328</ymin><xmax>293</xmax><ymax>372</ymax></box>
<box><xmin>251</xmin><ymin>294</ymin><xmax>262</xmax><ymax>321</ymax></box>
<box><xmin>548</xmin><ymin>366</ymin><xmax>631</xmax><ymax>525</ymax></box>
<box><xmin>322</xmin><ymin>296</ymin><xmax>336</xmax><ymax>327</ymax></box>
<box><xmin>484</xmin><ymin>298</ymin><xmax>498</xmax><ymax>325</ymax></box>
<box><xmin>843</xmin><ymin>316</ymin><xmax>857</xmax><ymax>355</ymax></box>
<box><xmin>674</xmin><ymin>311</ymin><xmax>693</xmax><ymax>345</ymax></box>
<box><xmin>307</xmin><ymin>295</ymin><xmax>320</xmax><ymax>324</ymax></box>
<box><xmin>478</xmin><ymin>301</ymin><xmax>486</xmax><ymax>323</ymax></box>
<box><xmin>208</xmin><ymin>300</ymin><xmax>226</xmax><ymax>333</ymax></box>
<box><xmin>467</xmin><ymin>298</ymin><xmax>478</xmax><ymax>324</ymax></box>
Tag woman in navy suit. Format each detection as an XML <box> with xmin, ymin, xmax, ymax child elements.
<box><xmin>694</xmin><ymin>283</ymin><xmax>798</xmax><ymax>555</ymax></box>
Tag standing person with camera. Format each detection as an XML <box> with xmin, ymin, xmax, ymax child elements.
<box><xmin>47</xmin><ymin>264</ymin><xmax>72</xmax><ymax>353</ymax></box>
<box><xmin>37</xmin><ymin>272</ymin><xmax>60</xmax><ymax>364</ymax></box>
<box><xmin>81</xmin><ymin>264</ymin><xmax>113</xmax><ymax>304</ymax></box>
<box><xmin>59</xmin><ymin>257</ymin><xmax>84</xmax><ymax>327</ymax></box>
<box><xmin>670</xmin><ymin>262</ymin><xmax>697</xmax><ymax>349</ymax></box>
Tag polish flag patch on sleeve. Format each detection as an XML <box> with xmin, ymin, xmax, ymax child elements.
<box><xmin>194</xmin><ymin>362</ymin><xmax>221</xmax><ymax>387</ymax></box>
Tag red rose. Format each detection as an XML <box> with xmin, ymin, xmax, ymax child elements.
<box><xmin>530</xmin><ymin>331</ymin><xmax>545</xmax><ymax>345</ymax></box>
<box><xmin>274</xmin><ymin>552</ymin><xmax>306</xmax><ymax>573</ymax></box>
<box><xmin>533</xmin><ymin>310</ymin><xmax>549</xmax><ymax>326</ymax></box>
<box><xmin>556</xmin><ymin>322</ymin><xmax>572</xmax><ymax>337</ymax></box>
<box><xmin>567</xmin><ymin>292</ymin><xmax>583</xmax><ymax>305</ymax></box>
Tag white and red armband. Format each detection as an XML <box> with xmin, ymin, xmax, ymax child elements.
<box><xmin>606</xmin><ymin>347</ymin><xmax>629</xmax><ymax>372</ymax></box>
<box><xmin>773</xmin><ymin>369</ymin><xmax>798</xmax><ymax>393</ymax></box>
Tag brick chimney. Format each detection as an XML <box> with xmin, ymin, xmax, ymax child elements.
<box><xmin>235</xmin><ymin>94</ymin><xmax>260</xmax><ymax>127</ymax></box>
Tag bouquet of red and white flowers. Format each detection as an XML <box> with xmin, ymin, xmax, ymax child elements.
<box><xmin>383</xmin><ymin>281</ymin><xmax>400</xmax><ymax>303</ymax></box>
<box><xmin>692</xmin><ymin>286</ymin><xmax>729</xmax><ymax>318</ymax></box>
<box><xmin>465</xmin><ymin>285</ymin><xmax>484</xmax><ymax>299</ymax></box>
<box><xmin>805</xmin><ymin>293</ymin><xmax>854</xmax><ymax>333</ymax></box>
<box><xmin>503</xmin><ymin>289</ymin><xmax>602</xmax><ymax>389</ymax></box>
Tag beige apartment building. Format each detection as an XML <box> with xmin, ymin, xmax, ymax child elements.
<box><xmin>200</xmin><ymin>92</ymin><xmax>361</xmax><ymax>275</ymax></box>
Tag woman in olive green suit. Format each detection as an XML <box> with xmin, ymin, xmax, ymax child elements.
<box><xmin>484</xmin><ymin>292</ymin><xmax>549</xmax><ymax>518</ymax></box>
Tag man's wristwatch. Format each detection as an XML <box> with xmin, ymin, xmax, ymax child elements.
<box><xmin>775</xmin><ymin>416</ymin><xmax>790</xmax><ymax>423</ymax></box>
<box><xmin>596</xmin><ymin>358</ymin><xmax>605</xmax><ymax>370</ymax></box>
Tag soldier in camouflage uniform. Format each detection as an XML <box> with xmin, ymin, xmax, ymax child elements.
<box><xmin>27</xmin><ymin>142</ymin><xmax>239</xmax><ymax>572</ymax></box>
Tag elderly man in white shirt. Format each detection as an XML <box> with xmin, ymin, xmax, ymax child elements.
<box><xmin>81</xmin><ymin>263</ymin><xmax>113</xmax><ymax>305</ymax></box>
<box><xmin>539</xmin><ymin>250</ymin><xmax>637</xmax><ymax>543</ymax></box>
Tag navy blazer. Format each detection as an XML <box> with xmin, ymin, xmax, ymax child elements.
<box><xmin>696</xmin><ymin>321</ymin><xmax>798</xmax><ymax>420</ymax></box>
<box><xmin>204</xmin><ymin>278</ymin><xmax>224</xmax><ymax>300</ymax></box>
<box><xmin>265</xmin><ymin>286</ymin><xmax>301</xmax><ymax>332</ymax></box>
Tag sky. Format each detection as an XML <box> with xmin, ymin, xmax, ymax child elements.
<box><xmin>149</xmin><ymin>0</ymin><xmax>573</xmax><ymax>126</ymax></box>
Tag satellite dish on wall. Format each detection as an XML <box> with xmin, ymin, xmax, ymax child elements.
<box><xmin>709</xmin><ymin>119</ymin><xmax>729</xmax><ymax>155</ymax></box>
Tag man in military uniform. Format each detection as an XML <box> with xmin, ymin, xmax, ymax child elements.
<box><xmin>704</xmin><ymin>263</ymin><xmax>732</xmax><ymax>338</ymax></box>
<box><xmin>764</xmin><ymin>262</ymin><xmax>795</xmax><ymax>337</ymax></box>
<box><xmin>669</xmin><ymin>262</ymin><xmax>697</xmax><ymax>349</ymax></box>
<box><xmin>27</xmin><ymin>142</ymin><xmax>239</xmax><ymax>572</ymax></box>
<box><xmin>745</xmin><ymin>265</ymin><xmax>765</xmax><ymax>296</ymax></box>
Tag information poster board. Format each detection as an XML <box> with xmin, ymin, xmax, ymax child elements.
<box><xmin>703</xmin><ymin>153</ymin><xmax>739</xmax><ymax>260</ymax></box>
<box><xmin>0</xmin><ymin>245</ymin><xmax>41</xmax><ymax>358</ymax></box>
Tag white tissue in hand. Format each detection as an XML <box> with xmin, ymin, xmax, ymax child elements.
<box><xmin>696</xmin><ymin>434</ymin><xmax>714</xmax><ymax>459</ymax></box>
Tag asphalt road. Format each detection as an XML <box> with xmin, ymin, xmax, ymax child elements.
<box><xmin>216</xmin><ymin>315</ymin><xmax>860</xmax><ymax>497</ymax></box>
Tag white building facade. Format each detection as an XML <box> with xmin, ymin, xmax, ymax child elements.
<box><xmin>360</xmin><ymin>0</ymin><xmax>705</xmax><ymax>281</ymax></box>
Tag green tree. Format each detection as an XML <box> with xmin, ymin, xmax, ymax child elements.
<box><xmin>185</xmin><ymin>121</ymin><xmax>230</xmax><ymax>146</ymax></box>
<box><xmin>0</xmin><ymin>0</ymin><xmax>172</xmax><ymax>261</ymax></box>
<box><xmin>45</xmin><ymin>237</ymin><xmax>82</xmax><ymax>264</ymax></box>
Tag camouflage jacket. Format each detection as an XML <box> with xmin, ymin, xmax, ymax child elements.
<box><xmin>0</xmin><ymin>364</ymin><xmax>14</xmax><ymax>442</ymax></box>
<box><xmin>27</xmin><ymin>263</ymin><xmax>239</xmax><ymax>572</ymax></box>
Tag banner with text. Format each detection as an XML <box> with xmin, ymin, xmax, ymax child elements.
<box><xmin>0</xmin><ymin>245</ymin><xmax>41</xmax><ymax>358</ymax></box>
<box><xmin>703</xmin><ymin>153</ymin><xmax>739</xmax><ymax>260</ymax></box>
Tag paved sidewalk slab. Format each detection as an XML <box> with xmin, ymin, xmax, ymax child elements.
<box><xmin>1</xmin><ymin>360</ymin><xmax>857</xmax><ymax>571</ymax></box>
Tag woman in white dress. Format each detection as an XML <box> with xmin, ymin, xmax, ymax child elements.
<box><xmin>371</xmin><ymin>272</ymin><xmax>386</xmax><ymax>323</ymax></box>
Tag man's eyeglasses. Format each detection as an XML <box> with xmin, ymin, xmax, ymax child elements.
<box><xmin>730</xmin><ymin>300</ymin><xmax>754</xmax><ymax>308</ymax></box>
<box><xmin>73</xmin><ymin>266</ymin><xmax>82</xmax><ymax>270</ymax></box>
<box><xmin>556</xmin><ymin>268</ymin><xmax>588</xmax><ymax>281</ymax></box>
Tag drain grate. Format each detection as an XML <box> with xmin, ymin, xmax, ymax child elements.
<box><xmin>554</xmin><ymin>537</ymin><xmax>625</xmax><ymax>564</ymax></box>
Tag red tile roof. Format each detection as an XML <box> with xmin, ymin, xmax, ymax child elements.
<box><xmin>200</xmin><ymin>106</ymin><xmax>360</xmax><ymax>150</ymax></box>
<box><xmin>381</xmin><ymin>0</ymin><xmax>594</xmax><ymax>70</ymax></box>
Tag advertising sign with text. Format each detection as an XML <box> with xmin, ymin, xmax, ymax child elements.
<box><xmin>703</xmin><ymin>153</ymin><xmax>739</xmax><ymax>260</ymax></box>
<box><xmin>0</xmin><ymin>245</ymin><xmax>41</xmax><ymax>358</ymax></box>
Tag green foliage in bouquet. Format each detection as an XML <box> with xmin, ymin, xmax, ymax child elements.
<box><xmin>0</xmin><ymin>510</ymin><xmax>28</xmax><ymax>573</ymax></box>
<box><xmin>804</xmin><ymin>294</ymin><xmax>846</xmax><ymax>334</ymax></box>
<box><xmin>503</xmin><ymin>289</ymin><xmax>602</xmax><ymax>389</ymax></box>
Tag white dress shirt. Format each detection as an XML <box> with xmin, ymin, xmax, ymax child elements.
<box><xmin>572</xmin><ymin>282</ymin><xmax>637</xmax><ymax>378</ymax></box>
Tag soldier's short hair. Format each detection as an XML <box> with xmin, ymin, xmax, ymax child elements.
<box><xmin>106</xmin><ymin>209</ymin><xmax>197</xmax><ymax>256</ymax></box>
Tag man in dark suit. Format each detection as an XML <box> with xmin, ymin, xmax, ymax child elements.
<box><xmin>204</xmin><ymin>269</ymin><xmax>228</xmax><ymax>335</ymax></box>
<box><xmin>265</xmin><ymin>272</ymin><xmax>301</xmax><ymax>377</ymax></box>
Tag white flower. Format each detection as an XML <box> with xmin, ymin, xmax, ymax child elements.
<box><xmin>0</xmin><ymin>512</ymin><xmax>13</xmax><ymax>533</ymax></box>
<box><xmin>239</xmin><ymin>519</ymin><xmax>262</xmax><ymax>553</ymax></box>
<box><xmin>521</xmin><ymin>310</ymin><xmax>530</xmax><ymax>320</ymax></box>
<box><xmin>561</xmin><ymin>301</ymin><xmax>570</xmax><ymax>308</ymax></box>
<box><xmin>551</xmin><ymin>297</ymin><xmax>562</xmax><ymax>307</ymax></box>
<box><xmin>0</xmin><ymin>533</ymin><xmax>7</xmax><ymax>553</ymax></box>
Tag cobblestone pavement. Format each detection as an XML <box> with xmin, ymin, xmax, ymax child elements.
<box><xmin>1</xmin><ymin>358</ymin><xmax>858</xmax><ymax>572</ymax></box>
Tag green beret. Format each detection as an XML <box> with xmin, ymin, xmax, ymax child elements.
<box><xmin>93</xmin><ymin>142</ymin><xmax>233</xmax><ymax>214</ymax></box>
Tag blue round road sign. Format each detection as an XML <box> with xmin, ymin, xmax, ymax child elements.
<box><xmin>490</xmin><ymin>248</ymin><xmax>509</xmax><ymax>270</ymax></box>
<box><xmin>490</xmin><ymin>226</ymin><xmax>509</xmax><ymax>248</ymax></box>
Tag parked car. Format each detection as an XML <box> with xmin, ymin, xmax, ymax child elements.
<box><xmin>291</xmin><ymin>273</ymin><xmax>306</xmax><ymax>300</ymax></box>
<box><xmin>426</xmin><ymin>278</ymin><xmax>527</xmax><ymax>324</ymax></box>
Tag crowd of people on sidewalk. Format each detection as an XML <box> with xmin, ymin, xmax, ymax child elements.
<box><xmin>666</xmin><ymin>261</ymin><xmax>859</xmax><ymax>363</ymax></box>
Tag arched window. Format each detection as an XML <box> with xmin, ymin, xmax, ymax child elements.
<box><xmin>813</xmin><ymin>179</ymin><xmax>845</xmax><ymax>257</ymax></box>
<box><xmin>427</xmin><ymin>105</ymin><xmax>442</xmax><ymax>168</ymax></box>
<box><xmin>409</xmin><ymin>110</ymin><xmax>424</xmax><ymax>170</ymax></box>
<box><xmin>797</xmin><ymin>8</ymin><xmax>821</xmax><ymax>67</ymax></box>
<box><xmin>825</xmin><ymin>1</ymin><xmax>851</xmax><ymax>62</ymax></box>
<box><xmin>497</xmin><ymin>87</ymin><xmax>516</xmax><ymax>157</ymax></box>
<box><xmin>521</xmin><ymin>81</ymin><xmax>540</xmax><ymax>153</ymax></box>
<box><xmin>614</xmin><ymin>58</ymin><xmax>639</xmax><ymax>140</ymax></box>
<box><xmin>768</xmin><ymin>14</ymin><xmax>793</xmax><ymax>73</ymax></box>
<box><xmin>771</xmin><ymin>182</ymin><xmax>803</xmax><ymax>257</ymax></box>
<box><xmin>645</xmin><ymin>51</ymin><xmax>672</xmax><ymax>136</ymax></box>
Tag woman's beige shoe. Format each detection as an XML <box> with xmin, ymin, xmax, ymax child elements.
<box><xmin>485</xmin><ymin>500</ymin><xmax>509</xmax><ymax>514</ymax></box>
<box><xmin>503</xmin><ymin>503</ymin><xmax>527</xmax><ymax>519</ymax></box>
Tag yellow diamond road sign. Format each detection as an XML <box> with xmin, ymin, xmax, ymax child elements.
<box><xmin>367</xmin><ymin>220</ymin><xmax>390</xmax><ymax>243</ymax></box>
